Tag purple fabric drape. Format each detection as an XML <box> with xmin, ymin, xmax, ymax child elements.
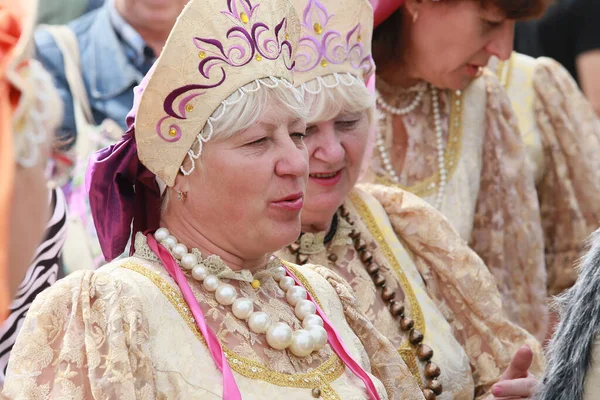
<box><xmin>85</xmin><ymin>66</ymin><xmax>162</xmax><ymax>261</ymax></box>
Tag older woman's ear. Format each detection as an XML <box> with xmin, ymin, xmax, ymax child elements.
<box><xmin>404</xmin><ymin>0</ymin><xmax>421</xmax><ymax>22</ymax></box>
<box><xmin>172</xmin><ymin>173</ymin><xmax>192</xmax><ymax>200</ymax></box>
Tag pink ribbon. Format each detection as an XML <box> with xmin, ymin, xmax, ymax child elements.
<box><xmin>147</xmin><ymin>234</ymin><xmax>242</xmax><ymax>399</ymax></box>
<box><xmin>371</xmin><ymin>0</ymin><xmax>405</xmax><ymax>27</ymax></box>
<box><xmin>284</xmin><ymin>266</ymin><xmax>381</xmax><ymax>400</ymax></box>
<box><xmin>147</xmin><ymin>234</ymin><xmax>380</xmax><ymax>400</ymax></box>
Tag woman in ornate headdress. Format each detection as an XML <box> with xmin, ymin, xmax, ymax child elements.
<box><xmin>488</xmin><ymin>51</ymin><xmax>600</xmax><ymax>298</ymax></box>
<box><xmin>1</xmin><ymin>0</ymin><xmax>426</xmax><ymax>398</ymax></box>
<box><xmin>276</xmin><ymin>0</ymin><xmax>543</xmax><ymax>398</ymax></box>
<box><xmin>366</xmin><ymin>0</ymin><xmax>553</xmax><ymax>340</ymax></box>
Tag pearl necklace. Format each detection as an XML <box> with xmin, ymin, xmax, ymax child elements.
<box><xmin>376</xmin><ymin>84</ymin><xmax>449</xmax><ymax>210</ymax></box>
<box><xmin>375</xmin><ymin>85</ymin><xmax>425</xmax><ymax>115</ymax></box>
<box><xmin>154</xmin><ymin>228</ymin><xmax>328</xmax><ymax>357</ymax></box>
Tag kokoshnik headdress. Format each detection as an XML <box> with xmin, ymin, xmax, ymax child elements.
<box><xmin>87</xmin><ymin>0</ymin><xmax>301</xmax><ymax>261</ymax></box>
<box><xmin>135</xmin><ymin>0</ymin><xmax>300</xmax><ymax>186</ymax></box>
<box><xmin>291</xmin><ymin>0</ymin><xmax>375</xmax><ymax>90</ymax></box>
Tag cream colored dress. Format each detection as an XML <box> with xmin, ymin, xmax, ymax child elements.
<box><xmin>276</xmin><ymin>186</ymin><xmax>544</xmax><ymax>400</ymax></box>
<box><xmin>367</xmin><ymin>70</ymin><xmax>548</xmax><ymax>340</ymax></box>
<box><xmin>490</xmin><ymin>52</ymin><xmax>600</xmax><ymax>296</ymax></box>
<box><xmin>1</xmin><ymin>233</ymin><xmax>426</xmax><ymax>400</ymax></box>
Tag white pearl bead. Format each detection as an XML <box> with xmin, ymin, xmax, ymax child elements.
<box><xmin>172</xmin><ymin>243</ymin><xmax>188</xmax><ymax>260</ymax></box>
<box><xmin>266</xmin><ymin>322</ymin><xmax>293</xmax><ymax>350</ymax></box>
<box><xmin>272</xmin><ymin>266</ymin><xmax>286</xmax><ymax>282</ymax></box>
<box><xmin>248</xmin><ymin>312</ymin><xmax>272</xmax><ymax>334</ymax></box>
<box><xmin>286</xmin><ymin>286</ymin><xmax>307</xmax><ymax>306</ymax></box>
<box><xmin>279</xmin><ymin>276</ymin><xmax>295</xmax><ymax>292</ymax></box>
<box><xmin>307</xmin><ymin>325</ymin><xmax>328</xmax><ymax>351</ymax></box>
<box><xmin>295</xmin><ymin>299</ymin><xmax>317</xmax><ymax>321</ymax></box>
<box><xmin>232</xmin><ymin>298</ymin><xmax>254</xmax><ymax>320</ymax></box>
<box><xmin>302</xmin><ymin>314</ymin><xmax>324</xmax><ymax>329</ymax></box>
<box><xmin>289</xmin><ymin>329</ymin><xmax>315</xmax><ymax>357</ymax></box>
<box><xmin>163</xmin><ymin>235</ymin><xmax>178</xmax><ymax>249</ymax></box>
<box><xmin>215</xmin><ymin>284</ymin><xmax>237</xmax><ymax>306</ymax></box>
<box><xmin>192</xmin><ymin>264</ymin><xmax>208</xmax><ymax>281</ymax></box>
<box><xmin>154</xmin><ymin>228</ymin><xmax>170</xmax><ymax>242</ymax></box>
<box><xmin>203</xmin><ymin>275</ymin><xmax>220</xmax><ymax>292</ymax></box>
<box><xmin>181</xmin><ymin>253</ymin><xmax>198</xmax><ymax>270</ymax></box>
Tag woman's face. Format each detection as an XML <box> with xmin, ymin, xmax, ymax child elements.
<box><xmin>300</xmin><ymin>111</ymin><xmax>369</xmax><ymax>231</ymax></box>
<box><xmin>116</xmin><ymin>0</ymin><xmax>188</xmax><ymax>35</ymax></box>
<box><xmin>403</xmin><ymin>0</ymin><xmax>514</xmax><ymax>90</ymax></box>
<box><xmin>178</xmin><ymin>107</ymin><xmax>308</xmax><ymax>260</ymax></box>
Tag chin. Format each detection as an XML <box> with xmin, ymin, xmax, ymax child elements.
<box><xmin>266</xmin><ymin>220</ymin><xmax>302</xmax><ymax>252</ymax></box>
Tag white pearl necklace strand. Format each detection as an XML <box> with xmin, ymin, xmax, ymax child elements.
<box><xmin>376</xmin><ymin>84</ymin><xmax>454</xmax><ymax>210</ymax></box>
<box><xmin>154</xmin><ymin>228</ymin><xmax>328</xmax><ymax>357</ymax></box>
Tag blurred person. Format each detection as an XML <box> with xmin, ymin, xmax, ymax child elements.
<box><xmin>0</xmin><ymin>0</ymin><xmax>63</xmax><ymax>322</ymax></box>
<box><xmin>515</xmin><ymin>0</ymin><xmax>600</xmax><ymax>116</ymax></box>
<box><xmin>489</xmin><ymin>51</ymin><xmax>600</xmax><ymax>299</ymax></box>
<box><xmin>35</xmin><ymin>0</ymin><xmax>188</xmax><ymax>142</ymax></box>
<box><xmin>0</xmin><ymin>0</ymin><xmax>69</xmax><ymax>389</ymax></box>
<box><xmin>366</xmin><ymin>0</ymin><xmax>552</xmax><ymax>340</ymax></box>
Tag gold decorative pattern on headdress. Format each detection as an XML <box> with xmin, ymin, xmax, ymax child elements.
<box><xmin>135</xmin><ymin>0</ymin><xmax>301</xmax><ymax>186</ymax></box>
<box><xmin>291</xmin><ymin>0</ymin><xmax>374</xmax><ymax>87</ymax></box>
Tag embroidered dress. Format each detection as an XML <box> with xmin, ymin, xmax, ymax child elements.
<box><xmin>490</xmin><ymin>52</ymin><xmax>600</xmax><ymax>296</ymax></box>
<box><xmin>277</xmin><ymin>186</ymin><xmax>544</xmax><ymax>399</ymax></box>
<box><xmin>1</xmin><ymin>233</ymin><xmax>425</xmax><ymax>400</ymax></box>
<box><xmin>368</xmin><ymin>71</ymin><xmax>548</xmax><ymax>340</ymax></box>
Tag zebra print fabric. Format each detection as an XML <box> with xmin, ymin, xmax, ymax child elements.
<box><xmin>0</xmin><ymin>188</ymin><xmax>68</xmax><ymax>386</ymax></box>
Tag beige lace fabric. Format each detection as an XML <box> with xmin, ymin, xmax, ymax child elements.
<box><xmin>367</xmin><ymin>71</ymin><xmax>548</xmax><ymax>340</ymax></box>
<box><xmin>529</xmin><ymin>57</ymin><xmax>600</xmax><ymax>295</ymax></box>
<box><xmin>1</xmin><ymin>233</ymin><xmax>427</xmax><ymax>400</ymax></box>
<box><xmin>277</xmin><ymin>187</ymin><xmax>544</xmax><ymax>400</ymax></box>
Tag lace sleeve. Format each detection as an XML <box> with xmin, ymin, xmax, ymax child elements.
<box><xmin>305</xmin><ymin>264</ymin><xmax>425</xmax><ymax>400</ymax></box>
<box><xmin>467</xmin><ymin>71</ymin><xmax>548</xmax><ymax>341</ymax></box>
<box><xmin>532</xmin><ymin>57</ymin><xmax>600</xmax><ymax>296</ymax></box>
<box><xmin>1</xmin><ymin>267</ymin><xmax>156</xmax><ymax>399</ymax></box>
<box><xmin>364</xmin><ymin>183</ymin><xmax>545</xmax><ymax>398</ymax></box>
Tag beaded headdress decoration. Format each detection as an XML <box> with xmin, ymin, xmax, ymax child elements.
<box><xmin>135</xmin><ymin>0</ymin><xmax>301</xmax><ymax>186</ymax></box>
<box><xmin>291</xmin><ymin>0</ymin><xmax>374</xmax><ymax>91</ymax></box>
<box><xmin>6</xmin><ymin>0</ymin><xmax>62</xmax><ymax>168</ymax></box>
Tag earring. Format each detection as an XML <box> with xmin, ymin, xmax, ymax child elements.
<box><xmin>177</xmin><ymin>190</ymin><xmax>188</xmax><ymax>202</ymax></box>
<box><xmin>412</xmin><ymin>11</ymin><xmax>419</xmax><ymax>23</ymax></box>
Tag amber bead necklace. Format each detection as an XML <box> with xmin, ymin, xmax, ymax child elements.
<box><xmin>288</xmin><ymin>205</ymin><xmax>443</xmax><ymax>399</ymax></box>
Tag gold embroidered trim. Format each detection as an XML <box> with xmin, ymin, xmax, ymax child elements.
<box><xmin>495</xmin><ymin>54</ymin><xmax>514</xmax><ymax>90</ymax></box>
<box><xmin>376</xmin><ymin>89</ymin><xmax>464</xmax><ymax>198</ymax></box>
<box><xmin>349</xmin><ymin>193</ymin><xmax>425</xmax><ymax>386</ymax></box>
<box><xmin>121</xmin><ymin>261</ymin><xmax>344</xmax><ymax>399</ymax></box>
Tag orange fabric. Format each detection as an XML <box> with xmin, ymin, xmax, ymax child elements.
<box><xmin>0</xmin><ymin>3</ymin><xmax>23</xmax><ymax>320</ymax></box>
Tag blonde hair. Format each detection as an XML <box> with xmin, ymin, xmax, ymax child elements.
<box><xmin>301</xmin><ymin>73</ymin><xmax>375</xmax><ymax>124</ymax></box>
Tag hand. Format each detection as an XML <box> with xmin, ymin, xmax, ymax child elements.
<box><xmin>491</xmin><ymin>345</ymin><xmax>538</xmax><ymax>399</ymax></box>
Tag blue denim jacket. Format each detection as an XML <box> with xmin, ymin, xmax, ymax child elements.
<box><xmin>34</xmin><ymin>2</ymin><xmax>155</xmax><ymax>142</ymax></box>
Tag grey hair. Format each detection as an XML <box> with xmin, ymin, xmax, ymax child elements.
<box><xmin>161</xmin><ymin>77</ymin><xmax>308</xmax><ymax>212</ymax></box>
<box><xmin>301</xmin><ymin>73</ymin><xmax>375</xmax><ymax>125</ymax></box>
<box><xmin>534</xmin><ymin>229</ymin><xmax>600</xmax><ymax>400</ymax></box>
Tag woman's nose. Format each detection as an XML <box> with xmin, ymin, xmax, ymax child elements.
<box><xmin>485</xmin><ymin>21</ymin><xmax>515</xmax><ymax>61</ymax></box>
